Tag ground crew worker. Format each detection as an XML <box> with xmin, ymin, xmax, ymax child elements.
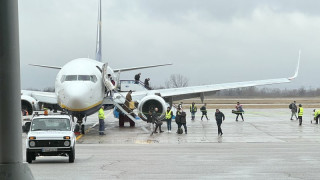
<box><xmin>165</xmin><ymin>107</ymin><xmax>173</xmax><ymax>132</ymax></box>
<box><xmin>200</xmin><ymin>103</ymin><xmax>209</xmax><ymax>120</ymax></box>
<box><xmin>215</xmin><ymin>109</ymin><xmax>225</xmax><ymax>136</ymax></box>
<box><xmin>298</xmin><ymin>104</ymin><xmax>303</xmax><ymax>126</ymax></box>
<box><xmin>289</xmin><ymin>101</ymin><xmax>298</xmax><ymax>120</ymax></box>
<box><xmin>98</xmin><ymin>105</ymin><xmax>106</xmax><ymax>135</ymax></box>
<box><xmin>313</xmin><ymin>109</ymin><xmax>320</xmax><ymax>124</ymax></box>
<box><xmin>190</xmin><ymin>102</ymin><xmax>197</xmax><ymax>120</ymax></box>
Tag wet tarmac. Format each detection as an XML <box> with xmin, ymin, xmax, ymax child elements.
<box><xmin>23</xmin><ymin>108</ymin><xmax>320</xmax><ymax>179</ymax></box>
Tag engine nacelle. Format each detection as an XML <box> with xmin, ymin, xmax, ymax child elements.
<box><xmin>21</xmin><ymin>95</ymin><xmax>40</xmax><ymax>115</ymax></box>
<box><xmin>138</xmin><ymin>95</ymin><xmax>167</xmax><ymax>121</ymax></box>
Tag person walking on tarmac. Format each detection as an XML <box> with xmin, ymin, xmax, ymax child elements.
<box><xmin>175</xmin><ymin>107</ymin><xmax>182</xmax><ymax>133</ymax></box>
<box><xmin>134</xmin><ymin>73</ymin><xmax>141</xmax><ymax>84</ymax></box>
<box><xmin>190</xmin><ymin>102</ymin><xmax>197</xmax><ymax>120</ymax></box>
<box><xmin>298</xmin><ymin>104</ymin><xmax>303</xmax><ymax>126</ymax></box>
<box><xmin>313</xmin><ymin>109</ymin><xmax>320</xmax><ymax>124</ymax></box>
<box><xmin>153</xmin><ymin>108</ymin><xmax>164</xmax><ymax>133</ymax></box>
<box><xmin>176</xmin><ymin>108</ymin><xmax>187</xmax><ymax>134</ymax></box>
<box><xmin>165</xmin><ymin>107</ymin><xmax>173</xmax><ymax>132</ymax></box>
<box><xmin>98</xmin><ymin>106</ymin><xmax>106</xmax><ymax>135</ymax></box>
<box><xmin>215</xmin><ymin>109</ymin><xmax>225</xmax><ymax>136</ymax></box>
<box><xmin>289</xmin><ymin>101</ymin><xmax>298</xmax><ymax>120</ymax></box>
<box><xmin>200</xmin><ymin>103</ymin><xmax>209</xmax><ymax>120</ymax></box>
<box><xmin>235</xmin><ymin>102</ymin><xmax>244</xmax><ymax>121</ymax></box>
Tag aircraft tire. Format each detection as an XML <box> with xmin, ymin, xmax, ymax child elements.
<box><xmin>81</xmin><ymin>124</ymin><xmax>85</xmax><ymax>134</ymax></box>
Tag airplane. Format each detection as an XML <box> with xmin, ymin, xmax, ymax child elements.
<box><xmin>21</xmin><ymin>0</ymin><xmax>300</xmax><ymax>134</ymax></box>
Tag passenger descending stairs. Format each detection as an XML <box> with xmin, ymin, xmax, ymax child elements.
<box><xmin>102</xmin><ymin>63</ymin><xmax>149</xmax><ymax>133</ymax></box>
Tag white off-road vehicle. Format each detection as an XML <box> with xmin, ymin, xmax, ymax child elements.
<box><xmin>24</xmin><ymin>113</ymin><xmax>76</xmax><ymax>163</ymax></box>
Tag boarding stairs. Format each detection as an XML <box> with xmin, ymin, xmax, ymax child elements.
<box><xmin>102</xmin><ymin>63</ymin><xmax>149</xmax><ymax>132</ymax></box>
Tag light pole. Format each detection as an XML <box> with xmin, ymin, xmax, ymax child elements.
<box><xmin>0</xmin><ymin>0</ymin><xmax>34</xmax><ymax>179</ymax></box>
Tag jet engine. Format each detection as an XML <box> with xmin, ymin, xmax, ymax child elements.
<box><xmin>137</xmin><ymin>95</ymin><xmax>167</xmax><ymax>121</ymax></box>
<box><xmin>21</xmin><ymin>95</ymin><xmax>39</xmax><ymax>115</ymax></box>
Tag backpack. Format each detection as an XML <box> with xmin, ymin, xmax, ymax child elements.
<box><xmin>289</xmin><ymin>103</ymin><xmax>293</xmax><ymax>109</ymax></box>
<box><xmin>177</xmin><ymin>128</ymin><xmax>183</xmax><ymax>134</ymax></box>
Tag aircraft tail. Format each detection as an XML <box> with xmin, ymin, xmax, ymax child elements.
<box><xmin>95</xmin><ymin>0</ymin><xmax>102</xmax><ymax>62</ymax></box>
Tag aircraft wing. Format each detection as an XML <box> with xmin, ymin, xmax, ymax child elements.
<box><xmin>131</xmin><ymin>51</ymin><xmax>300</xmax><ymax>101</ymax></box>
<box><xmin>29</xmin><ymin>64</ymin><xmax>61</xmax><ymax>69</ymax></box>
<box><xmin>113</xmin><ymin>63</ymin><xmax>172</xmax><ymax>72</ymax></box>
<box><xmin>21</xmin><ymin>90</ymin><xmax>58</xmax><ymax>104</ymax></box>
<box><xmin>156</xmin><ymin>77</ymin><xmax>290</xmax><ymax>99</ymax></box>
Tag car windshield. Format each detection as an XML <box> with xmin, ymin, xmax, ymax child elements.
<box><xmin>31</xmin><ymin>118</ymin><xmax>71</xmax><ymax>131</ymax></box>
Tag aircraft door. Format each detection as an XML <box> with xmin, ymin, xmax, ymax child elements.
<box><xmin>102</xmin><ymin>63</ymin><xmax>115</xmax><ymax>91</ymax></box>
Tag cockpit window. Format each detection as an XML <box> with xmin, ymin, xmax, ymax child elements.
<box><xmin>90</xmin><ymin>75</ymin><xmax>97</xmax><ymax>83</ymax></box>
<box><xmin>78</xmin><ymin>75</ymin><xmax>90</xmax><ymax>81</ymax></box>
<box><xmin>60</xmin><ymin>75</ymin><xmax>66</xmax><ymax>83</ymax></box>
<box><xmin>61</xmin><ymin>75</ymin><xmax>97</xmax><ymax>83</ymax></box>
<box><xmin>65</xmin><ymin>75</ymin><xmax>77</xmax><ymax>81</ymax></box>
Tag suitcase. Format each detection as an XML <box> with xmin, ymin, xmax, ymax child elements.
<box><xmin>177</xmin><ymin>128</ymin><xmax>183</xmax><ymax>134</ymax></box>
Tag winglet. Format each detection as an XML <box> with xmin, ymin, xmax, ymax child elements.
<box><xmin>288</xmin><ymin>50</ymin><xmax>300</xmax><ymax>80</ymax></box>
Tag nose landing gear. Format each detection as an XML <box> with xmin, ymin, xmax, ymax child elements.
<box><xmin>73</xmin><ymin>114</ymin><xmax>87</xmax><ymax>135</ymax></box>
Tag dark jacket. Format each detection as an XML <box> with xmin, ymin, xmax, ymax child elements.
<box><xmin>200</xmin><ymin>106</ymin><xmax>207</xmax><ymax>114</ymax></box>
<box><xmin>144</xmin><ymin>79</ymin><xmax>149</xmax><ymax>86</ymax></box>
<box><xmin>180</xmin><ymin>111</ymin><xmax>187</xmax><ymax>124</ymax></box>
<box><xmin>134</xmin><ymin>74</ymin><xmax>140</xmax><ymax>81</ymax></box>
<box><xmin>152</xmin><ymin>110</ymin><xmax>161</xmax><ymax>124</ymax></box>
<box><xmin>290</xmin><ymin>103</ymin><xmax>297</xmax><ymax>113</ymax></box>
<box><xmin>215</xmin><ymin>111</ymin><xmax>225</xmax><ymax>123</ymax></box>
<box><xmin>175</xmin><ymin>111</ymin><xmax>181</xmax><ymax>123</ymax></box>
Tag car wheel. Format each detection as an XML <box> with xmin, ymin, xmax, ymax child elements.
<box><xmin>26</xmin><ymin>151</ymin><xmax>32</xmax><ymax>163</ymax></box>
<box><xmin>69</xmin><ymin>147</ymin><xmax>75</xmax><ymax>163</ymax></box>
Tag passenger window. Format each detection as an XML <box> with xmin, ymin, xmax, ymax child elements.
<box><xmin>65</xmin><ymin>75</ymin><xmax>77</xmax><ymax>81</ymax></box>
<box><xmin>90</xmin><ymin>75</ymin><xmax>97</xmax><ymax>83</ymax></box>
<box><xmin>78</xmin><ymin>75</ymin><xmax>90</xmax><ymax>81</ymax></box>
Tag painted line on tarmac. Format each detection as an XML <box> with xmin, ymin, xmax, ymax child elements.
<box><xmin>76</xmin><ymin>111</ymin><xmax>112</xmax><ymax>141</ymax></box>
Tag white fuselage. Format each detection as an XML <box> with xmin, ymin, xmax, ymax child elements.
<box><xmin>55</xmin><ymin>58</ymin><xmax>113</xmax><ymax>116</ymax></box>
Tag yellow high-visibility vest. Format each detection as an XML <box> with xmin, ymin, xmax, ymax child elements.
<box><xmin>98</xmin><ymin>108</ymin><xmax>105</xmax><ymax>119</ymax></box>
<box><xmin>298</xmin><ymin>107</ymin><xmax>304</xmax><ymax>116</ymax></box>
<box><xmin>165</xmin><ymin>110</ymin><xmax>172</xmax><ymax>119</ymax></box>
<box><xmin>315</xmin><ymin>110</ymin><xmax>320</xmax><ymax>118</ymax></box>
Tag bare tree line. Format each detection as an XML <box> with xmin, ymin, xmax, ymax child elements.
<box><xmin>213</xmin><ymin>86</ymin><xmax>320</xmax><ymax>98</ymax></box>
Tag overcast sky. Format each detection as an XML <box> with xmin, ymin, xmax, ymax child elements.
<box><xmin>19</xmin><ymin>0</ymin><xmax>320</xmax><ymax>90</ymax></box>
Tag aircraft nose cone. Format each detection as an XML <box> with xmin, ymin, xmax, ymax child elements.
<box><xmin>62</xmin><ymin>83</ymin><xmax>91</xmax><ymax>110</ymax></box>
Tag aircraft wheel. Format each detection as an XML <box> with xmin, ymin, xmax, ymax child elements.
<box><xmin>81</xmin><ymin>124</ymin><xmax>85</xmax><ymax>134</ymax></box>
<box><xmin>74</xmin><ymin>124</ymin><xmax>80</xmax><ymax>133</ymax></box>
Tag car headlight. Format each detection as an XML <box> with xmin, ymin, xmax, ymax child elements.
<box><xmin>29</xmin><ymin>141</ymin><xmax>35</xmax><ymax>147</ymax></box>
<box><xmin>64</xmin><ymin>140</ymin><xmax>70</xmax><ymax>147</ymax></box>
